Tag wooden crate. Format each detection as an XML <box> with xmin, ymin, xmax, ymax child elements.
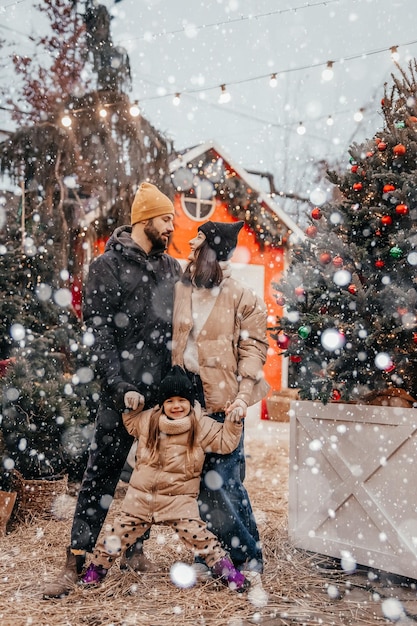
<box><xmin>288</xmin><ymin>400</ymin><xmax>417</xmax><ymax>578</ymax></box>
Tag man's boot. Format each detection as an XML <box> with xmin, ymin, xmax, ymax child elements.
<box><xmin>43</xmin><ymin>547</ymin><xmax>85</xmax><ymax>599</ymax></box>
<box><xmin>120</xmin><ymin>543</ymin><xmax>160</xmax><ymax>573</ymax></box>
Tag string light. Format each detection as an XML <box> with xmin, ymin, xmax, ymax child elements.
<box><xmin>5</xmin><ymin>95</ymin><xmax>174</xmax><ymax>130</ymax></box>
<box><xmin>269</xmin><ymin>73</ymin><xmax>278</xmax><ymax>88</ymax></box>
<box><xmin>5</xmin><ymin>96</ymin><xmax>368</xmax><ymax>140</ymax></box>
<box><xmin>218</xmin><ymin>84</ymin><xmax>231</xmax><ymax>104</ymax></box>
<box><xmin>322</xmin><ymin>61</ymin><xmax>334</xmax><ymax>82</ymax></box>
<box><xmin>5</xmin><ymin>39</ymin><xmax>415</xmax><ymax>124</ymax></box>
<box><xmin>129</xmin><ymin>100</ymin><xmax>140</xmax><ymax>117</ymax></box>
<box><xmin>172</xmin><ymin>93</ymin><xmax>181</xmax><ymax>106</ymax></box>
<box><xmin>135</xmin><ymin>39</ymin><xmax>417</xmax><ymax>109</ymax></box>
<box><xmin>122</xmin><ymin>0</ymin><xmax>343</xmax><ymax>43</ymax></box>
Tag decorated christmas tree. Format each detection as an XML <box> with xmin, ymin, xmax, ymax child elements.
<box><xmin>0</xmin><ymin>223</ymin><xmax>99</xmax><ymax>484</ymax></box>
<box><xmin>271</xmin><ymin>61</ymin><xmax>417</xmax><ymax>404</ymax></box>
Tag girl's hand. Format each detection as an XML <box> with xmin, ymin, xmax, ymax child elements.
<box><xmin>124</xmin><ymin>391</ymin><xmax>145</xmax><ymax>411</ymax></box>
<box><xmin>225</xmin><ymin>399</ymin><xmax>247</xmax><ymax>423</ymax></box>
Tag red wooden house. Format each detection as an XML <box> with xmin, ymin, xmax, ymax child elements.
<box><xmin>167</xmin><ymin>140</ymin><xmax>305</xmax><ymax>412</ymax></box>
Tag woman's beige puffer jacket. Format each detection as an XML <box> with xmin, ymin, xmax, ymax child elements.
<box><xmin>172</xmin><ymin>278</ymin><xmax>270</xmax><ymax>413</ymax></box>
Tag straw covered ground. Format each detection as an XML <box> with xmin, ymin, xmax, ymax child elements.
<box><xmin>1</xmin><ymin>422</ymin><xmax>417</xmax><ymax>626</ymax></box>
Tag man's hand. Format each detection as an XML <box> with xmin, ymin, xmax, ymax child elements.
<box><xmin>224</xmin><ymin>398</ymin><xmax>247</xmax><ymax>423</ymax></box>
<box><xmin>124</xmin><ymin>391</ymin><xmax>145</xmax><ymax>411</ymax></box>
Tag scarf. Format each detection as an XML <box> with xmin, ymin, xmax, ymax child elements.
<box><xmin>158</xmin><ymin>413</ymin><xmax>191</xmax><ymax>435</ymax></box>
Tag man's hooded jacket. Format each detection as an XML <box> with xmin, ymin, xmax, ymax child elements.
<box><xmin>83</xmin><ymin>225</ymin><xmax>182</xmax><ymax>409</ymax></box>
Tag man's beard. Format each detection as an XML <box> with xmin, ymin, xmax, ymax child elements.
<box><xmin>144</xmin><ymin>220</ymin><xmax>168</xmax><ymax>251</ymax></box>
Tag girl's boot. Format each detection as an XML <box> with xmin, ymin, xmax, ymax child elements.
<box><xmin>82</xmin><ymin>563</ymin><xmax>108</xmax><ymax>585</ymax></box>
<box><xmin>212</xmin><ymin>557</ymin><xmax>250</xmax><ymax>593</ymax></box>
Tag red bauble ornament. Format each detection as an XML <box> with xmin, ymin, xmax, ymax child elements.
<box><xmin>348</xmin><ymin>284</ymin><xmax>357</xmax><ymax>295</ymax></box>
<box><xmin>319</xmin><ymin>252</ymin><xmax>332</xmax><ymax>265</ymax></box>
<box><xmin>311</xmin><ymin>207</ymin><xmax>322</xmax><ymax>220</ymax></box>
<box><xmin>306</xmin><ymin>225</ymin><xmax>317</xmax><ymax>238</ymax></box>
<box><xmin>382</xmin><ymin>184</ymin><xmax>396</xmax><ymax>193</ymax></box>
<box><xmin>351</xmin><ymin>165</ymin><xmax>358</xmax><ymax>173</ymax></box>
<box><xmin>375</xmin><ymin>259</ymin><xmax>385</xmax><ymax>268</ymax></box>
<box><xmin>375</xmin><ymin>137</ymin><xmax>382</xmax><ymax>145</ymax></box>
<box><xmin>294</xmin><ymin>286</ymin><xmax>305</xmax><ymax>297</ymax></box>
<box><xmin>366</xmin><ymin>151</ymin><xmax>374</xmax><ymax>158</ymax></box>
<box><xmin>413</xmin><ymin>332</ymin><xmax>417</xmax><ymax>344</ymax></box>
<box><xmin>277</xmin><ymin>333</ymin><xmax>290</xmax><ymax>350</ymax></box>
<box><xmin>377</xmin><ymin>141</ymin><xmax>387</xmax><ymax>152</ymax></box>
<box><xmin>393</xmin><ymin>143</ymin><xmax>406</xmax><ymax>155</ymax></box>
<box><xmin>395</xmin><ymin>203</ymin><xmax>409</xmax><ymax>215</ymax></box>
<box><xmin>332</xmin><ymin>389</ymin><xmax>341</xmax><ymax>402</ymax></box>
<box><xmin>332</xmin><ymin>255</ymin><xmax>343</xmax><ymax>267</ymax></box>
<box><xmin>375</xmin><ymin>229</ymin><xmax>382</xmax><ymax>236</ymax></box>
<box><xmin>381</xmin><ymin>215</ymin><xmax>392</xmax><ymax>226</ymax></box>
<box><xmin>290</xmin><ymin>355</ymin><xmax>302</xmax><ymax>363</ymax></box>
<box><xmin>408</xmin><ymin>116</ymin><xmax>417</xmax><ymax>126</ymax></box>
<box><xmin>275</xmin><ymin>294</ymin><xmax>285</xmax><ymax>306</ymax></box>
<box><xmin>353</xmin><ymin>182</ymin><xmax>363</xmax><ymax>191</ymax></box>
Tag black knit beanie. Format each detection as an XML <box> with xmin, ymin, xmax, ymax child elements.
<box><xmin>158</xmin><ymin>366</ymin><xmax>195</xmax><ymax>406</ymax></box>
<box><xmin>198</xmin><ymin>220</ymin><xmax>244</xmax><ymax>261</ymax></box>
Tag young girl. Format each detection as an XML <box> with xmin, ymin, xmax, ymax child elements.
<box><xmin>81</xmin><ymin>366</ymin><xmax>250</xmax><ymax>593</ymax></box>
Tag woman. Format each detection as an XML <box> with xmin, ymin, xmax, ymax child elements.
<box><xmin>172</xmin><ymin>220</ymin><xmax>269</xmax><ymax>599</ymax></box>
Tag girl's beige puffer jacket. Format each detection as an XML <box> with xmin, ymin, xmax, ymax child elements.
<box><xmin>121</xmin><ymin>402</ymin><xmax>242</xmax><ymax>522</ymax></box>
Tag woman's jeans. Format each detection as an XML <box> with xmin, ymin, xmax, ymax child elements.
<box><xmin>187</xmin><ymin>372</ymin><xmax>264</xmax><ymax>573</ymax></box>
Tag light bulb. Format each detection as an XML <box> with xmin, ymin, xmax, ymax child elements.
<box><xmin>218</xmin><ymin>84</ymin><xmax>231</xmax><ymax>104</ymax></box>
<box><xmin>297</xmin><ymin>122</ymin><xmax>306</xmax><ymax>135</ymax></box>
<box><xmin>99</xmin><ymin>107</ymin><xmax>107</xmax><ymax>118</ymax></box>
<box><xmin>326</xmin><ymin>115</ymin><xmax>334</xmax><ymax>126</ymax></box>
<box><xmin>61</xmin><ymin>113</ymin><xmax>72</xmax><ymax>128</ymax></box>
<box><xmin>173</xmin><ymin>93</ymin><xmax>181</xmax><ymax>106</ymax></box>
<box><xmin>269</xmin><ymin>73</ymin><xmax>278</xmax><ymax>88</ymax></box>
<box><xmin>322</xmin><ymin>61</ymin><xmax>334</xmax><ymax>82</ymax></box>
<box><xmin>129</xmin><ymin>101</ymin><xmax>140</xmax><ymax>117</ymax></box>
<box><xmin>390</xmin><ymin>46</ymin><xmax>400</xmax><ymax>62</ymax></box>
<box><xmin>353</xmin><ymin>108</ymin><xmax>364</xmax><ymax>122</ymax></box>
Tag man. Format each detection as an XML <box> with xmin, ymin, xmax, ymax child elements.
<box><xmin>43</xmin><ymin>182</ymin><xmax>182</xmax><ymax>598</ymax></box>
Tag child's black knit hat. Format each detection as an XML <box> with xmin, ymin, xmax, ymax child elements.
<box><xmin>159</xmin><ymin>366</ymin><xmax>195</xmax><ymax>406</ymax></box>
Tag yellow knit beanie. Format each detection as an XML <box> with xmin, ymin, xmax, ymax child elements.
<box><xmin>131</xmin><ymin>182</ymin><xmax>175</xmax><ymax>225</ymax></box>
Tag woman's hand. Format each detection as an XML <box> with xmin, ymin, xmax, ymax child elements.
<box><xmin>225</xmin><ymin>398</ymin><xmax>248</xmax><ymax>423</ymax></box>
<box><xmin>124</xmin><ymin>391</ymin><xmax>145</xmax><ymax>411</ymax></box>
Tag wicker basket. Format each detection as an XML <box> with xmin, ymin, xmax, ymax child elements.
<box><xmin>0</xmin><ymin>490</ymin><xmax>17</xmax><ymax>535</ymax></box>
<box><xmin>11</xmin><ymin>470</ymin><xmax>68</xmax><ymax>520</ymax></box>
